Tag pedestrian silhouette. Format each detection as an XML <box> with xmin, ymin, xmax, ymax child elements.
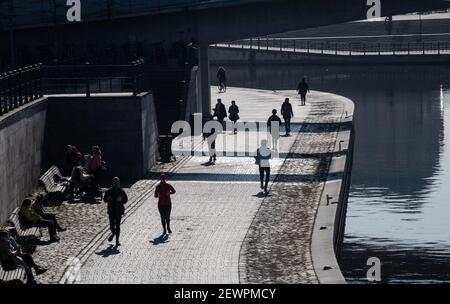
<box><xmin>281</xmin><ymin>98</ymin><xmax>294</xmax><ymax>136</ymax></box>
<box><xmin>228</xmin><ymin>100</ymin><xmax>240</xmax><ymax>134</ymax></box>
<box><xmin>104</xmin><ymin>177</ymin><xmax>128</xmax><ymax>247</ymax></box>
<box><xmin>213</xmin><ymin>98</ymin><xmax>227</xmax><ymax>127</ymax></box>
<box><xmin>154</xmin><ymin>174</ymin><xmax>176</xmax><ymax>235</ymax></box>
<box><xmin>203</xmin><ymin>114</ymin><xmax>218</xmax><ymax>164</ymax></box>
<box><xmin>255</xmin><ymin>139</ymin><xmax>272</xmax><ymax>194</ymax></box>
<box><xmin>297</xmin><ymin>78</ymin><xmax>310</xmax><ymax>106</ymax></box>
<box><xmin>267</xmin><ymin>109</ymin><xmax>282</xmax><ymax>150</ymax></box>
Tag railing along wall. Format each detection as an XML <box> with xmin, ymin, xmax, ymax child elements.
<box><xmin>0</xmin><ymin>59</ymin><xmax>145</xmax><ymax>118</ymax></box>
<box><xmin>215</xmin><ymin>38</ymin><xmax>450</xmax><ymax>56</ymax></box>
<box><xmin>0</xmin><ymin>63</ymin><xmax>43</xmax><ymax>116</ymax></box>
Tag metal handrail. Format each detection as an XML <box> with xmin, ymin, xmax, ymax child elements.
<box><xmin>215</xmin><ymin>38</ymin><xmax>450</xmax><ymax>56</ymax></box>
<box><xmin>0</xmin><ymin>59</ymin><xmax>145</xmax><ymax>118</ymax></box>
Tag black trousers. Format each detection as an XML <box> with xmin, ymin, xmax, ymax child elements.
<box><xmin>21</xmin><ymin>254</ymin><xmax>39</xmax><ymax>270</ymax></box>
<box><xmin>158</xmin><ymin>205</ymin><xmax>172</xmax><ymax>230</ymax></box>
<box><xmin>284</xmin><ymin>118</ymin><xmax>291</xmax><ymax>134</ymax></box>
<box><xmin>259</xmin><ymin>166</ymin><xmax>271</xmax><ymax>190</ymax></box>
<box><xmin>108</xmin><ymin>213</ymin><xmax>122</xmax><ymax>239</ymax></box>
<box><xmin>300</xmin><ymin>93</ymin><xmax>307</xmax><ymax>104</ymax></box>
<box><xmin>35</xmin><ymin>219</ymin><xmax>56</xmax><ymax>237</ymax></box>
<box><xmin>41</xmin><ymin>213</ymin><xmax>61</xmax><ymax>229</ymax></box>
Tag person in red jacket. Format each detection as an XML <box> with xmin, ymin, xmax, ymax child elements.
<box><xmin>154</xmin><ymin>174</ymin><xmax>176</xmax><ymax>235</ymax></box>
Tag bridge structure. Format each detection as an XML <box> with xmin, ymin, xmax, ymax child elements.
<box><xmin>1</xmin><ymin>0</ymin><xmax>450</xmax><ymax>121</ymax></box>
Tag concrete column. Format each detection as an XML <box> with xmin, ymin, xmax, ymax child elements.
<box><xmin>198</xmin><ymin>45</ymin><xmax>211</xmax><ymax>119</ymax></box>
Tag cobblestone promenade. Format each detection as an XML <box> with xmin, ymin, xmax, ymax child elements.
<box><xmin>31</xmin><ymin>87</ymin><xmax>346</xmax><ymax>284</ymax></box>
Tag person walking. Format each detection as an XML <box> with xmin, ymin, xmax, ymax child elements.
<box><xmin>154</xmin><ymin>174</ymin><xmax>176</xmax><ymax>235</ymax></box>
<box><xmin>281</xmin><ymin>98</ymin><xmax>294</xmax><ymax>136</ymax></box>
<box><xmin>297</xmin><ymin>77</ymin><xmax>310</xmax><ymax>106</ymax></box>
<box><xmin>267</xmin><ymin>109</ymin><xmax>282</xmax><ymax>150</ymax></box>
<box><xmin>213</xmin><ymin>98</ymin><xmax>227</xmax><ymax>127</ymax></box>
<box><xmin>104</xmin><ymin>177</ymin><xmax>128</xmax><ymax>247</ymax></box>
<box><xmin>228</xmin><ymin>100</ymin><xmax>240</xmax><ymax>134</ymax></box>
<box><xmin>255</xmin><ymin>139</ymin><xmax>272</xmax><ymax>194</ymax></box>
<box><xmin>203</xmin><ymin>115</ymin><xmax>218</xmax><ymax>164</ymax></box>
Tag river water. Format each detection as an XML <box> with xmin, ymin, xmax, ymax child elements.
<box><xmin>212</xmin><ymin>63</ymin><xmax>450</xmax><ymax>283</ymax></box>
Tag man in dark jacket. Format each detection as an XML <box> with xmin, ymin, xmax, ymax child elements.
<box><xmin>104</xmin><ymin>177</ymin><xmax>128</xmax><ymax>246</ymax></box>
<box><xmin>297</xmin><ymin>78</ymin><xmax>310</xmax><ymax>106</ymax></box>
<box><xmin>281</xmin><ymin>98</ymin><xmax>294</xmax><ymax>136</ymax></box>
<box><xmin>213</xmin><ymin>99</ymin><xmax>227</xmax><ymax>126</ymax></box>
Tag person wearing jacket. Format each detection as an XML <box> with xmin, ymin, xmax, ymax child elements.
<box><xmin>104</xmin><ymin>177</ymin><xmax>128</xmax><ymax>247</ymax></box>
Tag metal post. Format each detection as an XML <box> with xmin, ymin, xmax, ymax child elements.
<box><xmin>321</xmin><ymin>42</ymin><xmax>324</xmax><ymax>54</ymax></box>
<box><xmin>307</xmin><ymin>41</ymin><xmax>310</xmax><ymax>53</ymax></box>
<box><xmin>85</xmin><ymin>62</ymin><xmax>91</xmax><ymax>97</ymax></box>
<box><xmin>293</xmin><ymin>39</ymin><xmax>296</xmax><ymax>52</ymax></box>
<box><xmin>266</xmin><ymin>38</ymin><xmax>269</xmax><ymax>51</ymax></box>
<box><xmin>335</xmin><ymin>43</ymin><xmax>338</xmax><ymax>55</ymax></box>
<box><xmin>378</xmin><ymin>43</ymin><xmax>381</xmax><ymax>55</ymax></box>
<box><xmin>258</xmin><ymin>37</ymin><xmax>260</xmax><ymax>50</ymax></box>
<box><xmin>438</xmin><ymin>42</ymin><xmax>441</xmax><ymax>55</ymax></box>
<box><xmin>423</xmin><ymin>42</ymin><xmax>425</xmax><ymax>55</ymax></box>
<box><xmin>408</xmin><ymin>43</ymin><xmax>410</xmax><ymax>55</ymax></box>
<box><xmin>280</xmin><ymin>38</ymin><xmax>282</xmax><ymax>51</ymax></box>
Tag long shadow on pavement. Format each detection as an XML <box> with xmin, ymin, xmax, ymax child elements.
<box><xmin>150</xmin><ymin>234</ymin><xmax>169</xmax><ymax>245</ymax></box>
<box><xmin>95</xmin><ymin>245</ymin><xmax>120</xmax><ymax>257</ymax></box>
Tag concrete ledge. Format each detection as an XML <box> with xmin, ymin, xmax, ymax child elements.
<box><xmin>311</xmin><ymin>95</ymin><xmax>354</xmax><ymax>284</ymax></box>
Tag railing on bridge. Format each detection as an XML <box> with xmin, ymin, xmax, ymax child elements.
<box><xmin>215</xmin><ymin>38</ymin><xmax>450</xmax><ymax>56</ymax></box>
<box><xmin>0</xmin><ymin>59</ymin><xmax>145</xmax><ymax>118</ymax></box>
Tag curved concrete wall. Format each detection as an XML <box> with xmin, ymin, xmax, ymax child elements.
<box><xmin>0</xmin><ymin>98</ymin><xmax>48</xmax><ymax>224</ymax></box>
<box><xmin>311</xmin><ymin>96</ymin><xmax>354</xmax><ymax>284</ymax></box>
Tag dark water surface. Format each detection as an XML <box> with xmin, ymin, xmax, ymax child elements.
<box><xmin>212</xmin><ymin>63</ymin><xmax>450</xmax><ymax>283</ymax></box>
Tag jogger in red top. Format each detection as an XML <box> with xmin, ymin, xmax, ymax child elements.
<box><xmin>154</xmin><ymin>174</ymin><xmax>176</xmax><ymax>235</ymax></box>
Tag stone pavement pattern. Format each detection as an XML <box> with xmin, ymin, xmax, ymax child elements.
<box><xmin>30</xmin><ymin>87</ymin><xmax>346</xmax><ymax>284</ymax></box>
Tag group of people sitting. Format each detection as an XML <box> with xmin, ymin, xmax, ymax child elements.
<box><xmin>65</xmin><ymin>145</ymin><xmax>105</xmax><ymax>199</ymax></box>
<box><xmin>0</xmin><ymin>195</ymin><xmax>66</xmax><ymax>284</ymax></box>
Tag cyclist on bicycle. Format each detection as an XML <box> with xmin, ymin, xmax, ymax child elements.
<box><xmin>217</xmin><ymin>66</ymin><xmax>227</xmax><ymax>93</ymax></box>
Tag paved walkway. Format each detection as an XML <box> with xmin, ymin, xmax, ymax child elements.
<box><xmin>32</xmin><ymin>87</ymin><xmax>347</xmax><ymax>284</ymax></box>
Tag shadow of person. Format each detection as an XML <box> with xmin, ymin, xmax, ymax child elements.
<box><xmin>201</xmin><ymin>161</ymin><xmax>215</xmax><ymax>167</ymax></box>
<box><xmin>150</xmin><ymin>234</ymin><xmax>169</xmax><ymax>245</ymax></box>
<box><xmin>95</xmin><ymin>244</ymin><xmax>120</xmax><ymax>257</ymax></box>
<box><xmin>252</xmin><ymin>191</ymin><xmax>271</xmax><ymax>198</ymax></box>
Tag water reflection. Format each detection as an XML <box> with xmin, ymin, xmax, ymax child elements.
<box><xmin>212</xmin><ymin>63</ymin><xmax>450</xmax><ymax>283</ymax></box>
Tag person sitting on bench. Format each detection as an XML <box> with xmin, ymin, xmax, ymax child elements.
<box><xmin>19</xmin><ymin>199</ymin><xmax>59</xmax><ymax>243</ymax></box>
<box><xmin>69</xmin><ymin>165</ymin><xmax>96</xmax><ymax>197</ymax></box>
<box><xmin>0</xmin><ymin>229</ymin><xmax>47</xmax><ymax>284</ymax></box>
<box><xmin>32</xmin><ymin>194</ymin><xmax>66</xmax><ymax>232</ymax></box>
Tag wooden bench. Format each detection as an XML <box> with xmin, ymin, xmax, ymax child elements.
<box><xmin>38</xmin><ymin>166</ymin><xmax>68</xmax><ymax>203</ymax></box>
<box><xmin>7</xmin><ymin>208</ymin><xmax>42</xmax><ymax>241</ymax></box>
<box><xmin>0</xmin><ymin>264</ymin><xmax>27</xmax><ymax>284</ymax></box>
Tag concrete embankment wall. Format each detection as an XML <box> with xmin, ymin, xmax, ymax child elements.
<box><xmin>0</xmin><ymin>98</ymin><xmax>48</xmax><ymax>224</ymax></box>
<box><xmin>210</xmin><ymin>46</ymin><xmax>450</xmax><ymax>65</ymax></box>
<box><xmin>45</xmin><ymin>93</ymin><xmax>159</xmax><ymax>180</ymax></box>
<box><xmin>0</xmin><ymin>93</ymin><xmax>159</xmax><ymax>224</ymax></box>
<box><xmin>311</xmin><ymin>96</ymin><xmax>354</xmax><ymax>284</ymax></box>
